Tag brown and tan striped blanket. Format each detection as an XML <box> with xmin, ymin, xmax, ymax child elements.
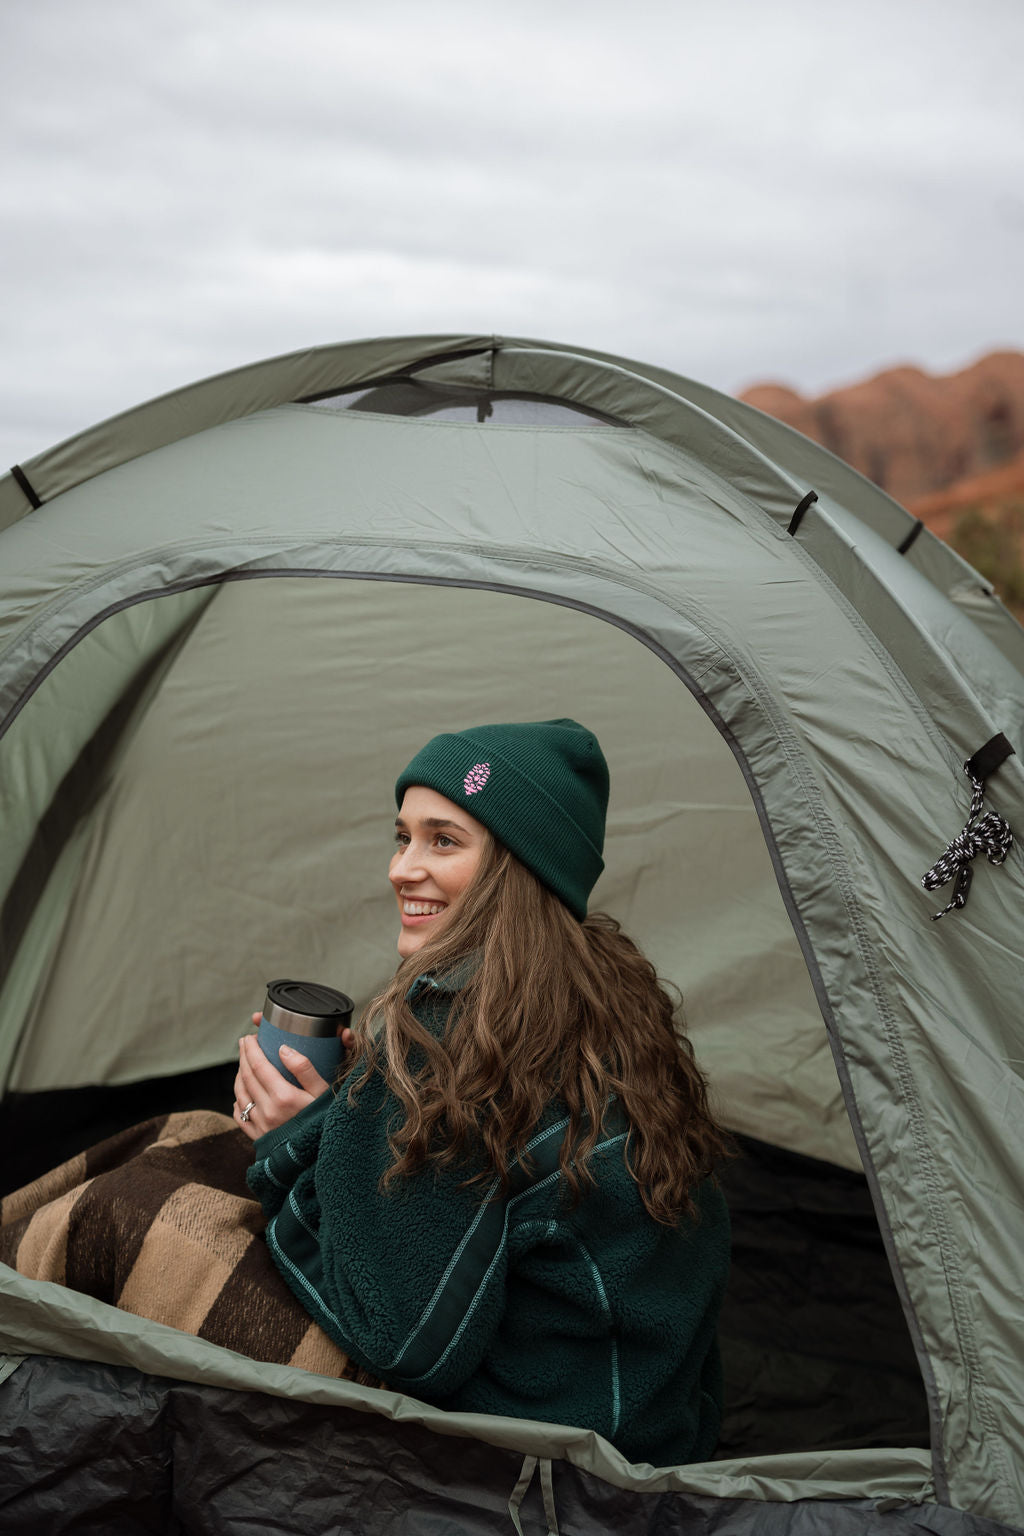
<box><xmin>0</xmin><ymin>1109</ymin><xmax>377</xmax><ymax>1384</ymax></box>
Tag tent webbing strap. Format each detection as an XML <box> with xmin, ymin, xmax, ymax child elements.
<box><xmin>508</xmin><ymin>1455</ymin><xmax>559</xmax><ymax>1536</ymax></box>
<box><xmin>965</xmin><ymin>733</ymin><xmax>1015</xmax><ymax>782</ymax></box>
<box><xmin>786</xmin><ymin>490</ymin><xmax>818</xmax><ymax>535</ymax></box>
<box><xmin>9</xmin><ymin>465</ymin><xmax>42</xmax><ymax>511</ymax></box>
<box><xmin>897</xmin><ymin>518</ymin><xmax>925</xmax><ymax>555</ymax></box>
<box><xmin>921</xmin><ymin>734</ymin><xmax>1015</xmax><ymax>919</ymax></box>
<box><xmin>0</xmin><ymin>1355</ymin><xmax>25</xmax><ymax>1388</ymax></box>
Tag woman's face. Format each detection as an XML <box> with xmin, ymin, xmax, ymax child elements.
<box><xmin>390</xmin><ymin>786</ymin><xmax>488</xmax><ymax>959</ymax></box>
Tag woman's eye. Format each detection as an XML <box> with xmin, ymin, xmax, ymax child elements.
<box><xmin>394</xmin><ymin>831</ymin><xmax>410</xmax><ymax>847</ymax></box>
<box><xmin>435</xmin><ymin>834</ymin><xmax>454</xmax><ymax>849</ymax></box>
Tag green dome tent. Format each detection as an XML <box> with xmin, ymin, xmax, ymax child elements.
<box><xmin>0</xmin><ymin>335</ymin><xmax>1021</xmax><ymax>1532</ymax></box>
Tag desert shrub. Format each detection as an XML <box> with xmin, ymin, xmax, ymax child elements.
<box><xmin>951</xmin><ymin>501</ymin><xmax>1024</xmax><ymax>619</ymax></box>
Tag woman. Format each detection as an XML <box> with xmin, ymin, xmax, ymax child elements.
<box><xmin>234</xmin><ymin>718</ymin><xmax>732</xmax><ymax>1467</ymax></box>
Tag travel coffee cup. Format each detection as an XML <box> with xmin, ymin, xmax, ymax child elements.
<box><xmin>257</xmin><ymin>979</ymin><xmax>355</xmax><ymax>1088</ymax></box>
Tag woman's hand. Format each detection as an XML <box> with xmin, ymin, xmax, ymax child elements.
<box><xmin>233</xmin><ymin>1030</ymin><xmax>331</xmax><ymax>1142</ymax></box>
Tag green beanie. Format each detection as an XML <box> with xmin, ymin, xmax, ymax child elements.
<box><xmin>395</xmin><ymin>719</ymin><xmax>609</xmax><ymax>920</ymax></box>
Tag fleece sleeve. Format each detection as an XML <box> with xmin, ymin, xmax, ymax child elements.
<box><xmin>246</xmin><ymin>1091</ymin><xmax>333</xmax><ymax>1219</ymax></box>
<box><xmin>250</xmin><ymin>1069</ymin><xmax>528</xmax><ymax>1399</ymax></box>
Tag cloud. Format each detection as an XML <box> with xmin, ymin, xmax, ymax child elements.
<box><xmin>2</xmin><ymin>0</ymin><xmax>1023</xmax><ymax>464</ymax></box>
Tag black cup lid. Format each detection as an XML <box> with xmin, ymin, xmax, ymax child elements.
<box><xmin>265</xmin><ymin>979</ymin><xmax>354</xmax><ymax>1021</ymax></box>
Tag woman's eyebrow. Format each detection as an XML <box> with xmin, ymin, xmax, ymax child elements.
<box><xmin>394</xmin><ymin>815</ymin><xmax>469</xmax><ymax>833</ymax></box>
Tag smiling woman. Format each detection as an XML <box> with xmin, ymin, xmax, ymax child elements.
<box><xmin>235</xmin><ymin>718</ymin><xmax>733</xmax><ymax>1467</ymax></box>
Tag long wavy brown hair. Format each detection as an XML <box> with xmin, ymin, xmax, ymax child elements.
<box><xmin>343</xmin><ymin>836</ymin><xmax>731</xmax><ymax>1224</ymax></box>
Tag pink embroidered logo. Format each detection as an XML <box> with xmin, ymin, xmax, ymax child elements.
<box><xmin>464</xmin><ymin>762</ymin><xmax>490</xmax><ymax>795</ymax></box>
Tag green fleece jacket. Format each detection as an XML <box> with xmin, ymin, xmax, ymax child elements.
<box><xmin>247</xmin><ymin>974</ymin><xmax>730</xmax><ymax>1467</ymax></box>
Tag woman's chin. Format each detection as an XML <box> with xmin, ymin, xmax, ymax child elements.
<box><xmin>397</xmin><ymin>921</ymin><xmax>438</xmax><ymax>960</ymax></box>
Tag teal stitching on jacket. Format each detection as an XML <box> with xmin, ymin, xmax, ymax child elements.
<box><xmin>407</xmin><ymin>1166</ymin><xmax>565</xmax><ymax>1384</ymax></box>
<box><xmin>407</xmin><ymin>1130</ymin><xmax>628</xmax><ymax>1386</ymax></box>
<box><xmin>383</xmin><ymin>1115</ymin><xmax>571</xmax><ymax>1372</ymax></box>
<box><xmin>385</xmin><ymin>1175</ymin><xmax>500</xmax><ymax>1369</ymax></box>
<box><xmin>576</xmin><ymin>1236</ymin><xmax>621</xmax><ymax>1437</ymax></box>
<box><xmin>288</xmin><ymin>1187</ymin><xmax>320</xmax><ymax>1240</ymax></box>
<box><xmin>519</xmin><ymin>1117</ymin><xmax>572</xmax><ymax>1159</ymax></box>
<box><xmin>266</xmin><ymin>1214</ymin><xmax>346</xmax><ymax>1336</ymax></box>
<box><xmin>383</xmin><ymin>1173</ymin><xmax>500</xmax><ymax>1370</ymax></box>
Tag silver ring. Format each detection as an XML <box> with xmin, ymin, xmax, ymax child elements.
<box><xmin>239</xmin><ymin>1100</ymin><xmax>256</xmax><ymax>1123</ymax></box>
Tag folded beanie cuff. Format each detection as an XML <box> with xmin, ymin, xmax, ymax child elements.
<box><xmin>395</xmin><ymin>721</ymin><xmax>608</xmax><ymax>920</ymax></box>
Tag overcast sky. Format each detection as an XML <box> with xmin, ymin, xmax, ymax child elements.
<box><xmin>3</xmin><ymin>0</ymin><xmax>1023</xmax><ymax>467</ymax></box>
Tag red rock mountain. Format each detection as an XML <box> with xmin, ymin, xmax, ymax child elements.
<box><xmin>739</xmin><ymin>351</ymin><xmax>1024</xmax><ymax>620</ymax></box>
<box><xmin>740</xmin><ymin>351</ymin><xmax>1024</xmax><ymax>506</ymax></box>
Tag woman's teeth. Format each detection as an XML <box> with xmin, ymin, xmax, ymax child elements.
<box><xmin>403</xmin><ymin>900</ymin><xmax>447</xmax><ymax>916</ymax></box>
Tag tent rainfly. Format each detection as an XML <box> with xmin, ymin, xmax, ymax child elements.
<box><xmin>0</xmin><ymin>335</ymin><xmax>1022</xmax><ymax>1535</ymax></box>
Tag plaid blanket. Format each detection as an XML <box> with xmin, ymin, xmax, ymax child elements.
<box><xmin>0</xmin><ymin>1109</ymin><xmax>377</xmax><ymax>1383</ymax></box>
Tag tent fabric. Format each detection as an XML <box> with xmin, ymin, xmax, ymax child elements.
<box><xmin>1</xmin><ymin>579</ymin><xmax>850</xmax><ymax>1165</ymax></box>
<box><xmin>0</xmin><ymin>335</ymin><xmax>1022</xmax><ymax>1524</ymax></box>
<box><xmin>0</xmin><ymin>1358</ymin><xmax>973</xmax><ymax>1536</ymax></box>
<box><xmin>0</xmin><ymin>1318</ymin><xmax>936</xmax><ymax>1508</ymax></box>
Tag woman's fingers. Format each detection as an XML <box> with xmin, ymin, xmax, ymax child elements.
<box><xmin>233</xmin><ymin>1095</ymin><xmax>261</xmax><ymax>1140</ymax></box>
<box><xmin>235</xmin><ymin>1046</ymin><xmax>255</xmax><ymax>1106</ymax></box>
<box><xmin>234</xmin><ymin>1037</ymin><xmax>271</xmax><ymax>1132</ymax></box>
<box><xmin>240</xmin><ymin>1032</ymin><xmax>289</xmax><ymax>1095</ymax></box>
<box><xmin>235</xmin><ymin>1021</ymin><xmax>261</xmax><ymax>1106</ymax></box>
<box><xmin>233</xmin><ymin>1065</ymin><xmax>250</xmax><ymax>1110</ymax></box>
<box><xmin>279</xmin><ymin>1045</ymin><xmax>330</xmax><ymax>1098</ymax></box>
<box><xmin>233</xmin><ymin>1039</ymin><xmax>259</xmax><ymax>1134</ymax></box>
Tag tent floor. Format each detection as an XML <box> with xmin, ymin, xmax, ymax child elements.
<box><xmin>0</xmin><ymin>1068</ymin><xmax>930</xmax><ymax>1459</ymax></box>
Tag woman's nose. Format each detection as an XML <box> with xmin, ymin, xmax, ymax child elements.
<box><xmin>390</xmin><ymin>844</ymin><xmax>424</xmax><ymax>883</ymax></box>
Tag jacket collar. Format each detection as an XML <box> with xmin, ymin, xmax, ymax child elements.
<box><xmin>405</xmin><ymin>949</ymin><xmax>481</xmax><ymax>1006</ymax></box>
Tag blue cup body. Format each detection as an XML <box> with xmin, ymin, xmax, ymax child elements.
<box><xmin>257</xmin><ymin>1017</ymin><xmax>346</xmax><ymax>1088</ymax></box>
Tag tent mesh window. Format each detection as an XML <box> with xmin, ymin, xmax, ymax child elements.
<box><xmin>304</xmin><ymin>380</ymin><xmax>626</xmax><ymax>427</ymax></box>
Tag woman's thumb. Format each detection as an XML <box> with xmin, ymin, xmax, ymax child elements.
<box><xmin>279</xmin><ymin>1044</ymin><xmax>319</xmax><ymax>1082</ymax></box>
